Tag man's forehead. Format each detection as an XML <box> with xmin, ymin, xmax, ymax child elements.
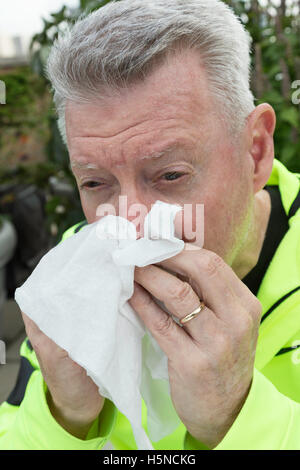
<box><xmin>70</xmin><ymin>140</ymin><xmax>200</xmax><ymax>170</ymax></box>
<box><xmin>70</xmin><ymin>150</ymin><xmax>167</xmax><ymax>169</ymax></box>
<box><xmin>66</xmin><ymin>50</ymin><xmax>213</xmax><ymax>136</ymax></box>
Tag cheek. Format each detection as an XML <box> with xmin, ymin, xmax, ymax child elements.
<box><xmin>173</xmin><ymin>204</ymin><xmax>205</xmax><ymax>246</ymax></box>
<box><xmin>204</xmin><ymin>195</ymin><xmax>226</xmax><ymax>241</ymax></box>
<box><xmin>80</xmin><ymin>194</ymin><xmax>101</xmax><ymax>224</ymax></box>
<box><xmin>201</xmin><ymin>178</ymin><xmax>252</xmax><ymax>259</ymax></box>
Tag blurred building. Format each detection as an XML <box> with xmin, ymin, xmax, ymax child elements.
<box><xmin>0</xmin><ymin>35</ymin><xmax>30</xmax><ymax>68</ymax></box>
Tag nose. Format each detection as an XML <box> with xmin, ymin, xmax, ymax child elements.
<box><xmin>116</xmin><ymin>190</ymin><xmax>153</xmax><ymax>240</ymax></box>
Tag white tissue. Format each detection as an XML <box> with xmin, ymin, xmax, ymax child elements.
<box><xmin>15</xmin><ymin>201</ymin><xmax>185</xmax><ymax>449</ymax></box>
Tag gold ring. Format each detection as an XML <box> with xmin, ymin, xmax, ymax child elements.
<box><xmin>180</xmin><ymin>302</ymin><xmax>205</xmax><ymax>325</ymax></box>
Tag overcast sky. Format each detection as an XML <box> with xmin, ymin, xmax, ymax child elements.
<box><xmin>0</xmin><ymin>0</ymin><xmax>79</xmax><ymax>37</ymax></box>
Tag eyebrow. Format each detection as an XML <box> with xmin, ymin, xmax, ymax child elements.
<box><xmin>140</xmin><ymin>144</ymin><xmax>199</xmax><ymax>165</ymax></box>
<box><xmin>70</xmin><ymin>141</ymin><xmax>198</xmax><ymax>170</ymax></box>
<box><xmin>70</xmin><ymin>161</ymin><xmax>100</xmax><ymax>170</ymax></box>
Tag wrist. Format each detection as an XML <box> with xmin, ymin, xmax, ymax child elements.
<box><xmin>188</xmin><ymin>378</ymin><xmax>253</xmax><ymax>449</ymax></box>
<box><xmin>46</xmin><ymin>389</ymin><xmax>103</xmax><ymax>440</ymax></box>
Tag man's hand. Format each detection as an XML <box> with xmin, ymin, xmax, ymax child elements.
<box><xmin>129</xmin><ymin>246</ymin><xmax>262</xmax><ymax>449</ymax></box>
<box><xmin>21</xmin><ymin>313</ymin><xmax>105</xmax><ymax>440</ymax></box>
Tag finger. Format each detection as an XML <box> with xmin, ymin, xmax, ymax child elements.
<box><xmin>137</xmin><ymin>256</ymin><xmax>239</xmax><ymax>325</ymax></box>
<box><xmin>135</xmin><ymin>265</ymin><xmax>201</xmax><ymax>320</ymax></box>
<box><xmin>135</xmin><ymin>265</ymin><xmax>218</xmax><ymax>340</ymax></box>
<box><xmin>21</xmin><ymin>311</ymin><xmax>42</xmax><ymax>339</ymax></box>
<box><xmin>129</xmin><ymin>281</ymin><xmax>192</xmax><ymax>361</ymax></box>
<box><xmin>156</xmin><ymin>248</ymin><xmax>259</xmax><ymax>324</ymax></box>
<box><xmin>159</xmin><ymin>246</ymin><xmax>250</xmax><ymax>302</ymax></box>
<box><xmin>21</xmin><ymin>311</ymin><xmax>69</xmax><ymax>362</ymax></box>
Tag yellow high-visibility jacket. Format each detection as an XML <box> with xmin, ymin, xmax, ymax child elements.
<box><xmin>0</xmin><ymin>159</ymin><xmax>300</xmax><ymax>450</ymax></box>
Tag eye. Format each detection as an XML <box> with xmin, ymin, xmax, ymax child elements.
<box><xmin>80</xmin><ymin>181</ymin><xmax>104</xmax><ymax>190</ymax></box>
<box><xmin>162</xmin><ymin>172</ymin><xmax>185</xmax><ymax>181</ymax></box>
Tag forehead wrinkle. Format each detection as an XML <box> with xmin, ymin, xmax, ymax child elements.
<box><xmin>70</xmin><ymin>161</ymin><xmax>101</xmax><ymax>171</ymax></box>
<box><xmin>139</xmin><ymin>142</ymin><xmax>186</xmax><ymax>159</ymax></box>
<box><xmin>139</xmin><ymin>150</ymin><xmax>166</xmax><ymax>161</ymax></box>
<box><xmin>137</xmin><ymin>140</ymin><xmax>199</xmax><ymax>164</ymax></box>
<box><xmin>70</xmin><ymin>139</ymin><xmax>200</xmax><ymax>173</ymax></box>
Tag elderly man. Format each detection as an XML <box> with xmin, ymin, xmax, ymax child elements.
<box><xmin>0</xmin><ymin>0</ymin><xmax>300</xmax><ymax>450</ymax></box>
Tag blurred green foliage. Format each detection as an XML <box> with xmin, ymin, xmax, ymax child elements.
<box><xmin>29</xmin><ymin>0</ymin><xmax>300</xmax><ymax>173</ymax></box>
<box><xmin>0</xmin><ymin>67</ymin><xmax>49</xmax><ymax>137</ymax></box>
<box><xmin>225</xmin><ymin>0</ymin><xmax>300</xmax><ymax>172</ymax></box>
<box><xmin>29</xmin><ymin>1</ymin><xmax>119</xmax><ymax>173</ymax></box>
<box><xmin>0</xmin><ymin>63</ymin><xmax>83</xmax><ymax>241</ymax></box>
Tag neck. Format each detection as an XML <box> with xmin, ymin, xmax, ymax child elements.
<box><xmin>231</xmin><ymin>189</ymin><xmax>272</xmax><ymax>280</ymax></box>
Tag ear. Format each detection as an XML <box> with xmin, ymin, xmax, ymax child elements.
<box><xmin>245</xmin><ymin>103</ymin><xmax>276</xmax><ymax>194</ymax></box>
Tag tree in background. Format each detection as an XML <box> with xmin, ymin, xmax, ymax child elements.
<box><xmin>225</xmin><ymin>0</ymin><xmax>300</xmax><ymax>172</ymax></box>
<box><xmin>31</xmin><ymin>0</ymin><xmax>300</xmax><ymax>173</ymax></box>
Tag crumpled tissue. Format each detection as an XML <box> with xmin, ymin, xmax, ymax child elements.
<box><xmin>15</xmin><ymin>200</ymin><xmax>186</xmax><ymax>450</ymax></box>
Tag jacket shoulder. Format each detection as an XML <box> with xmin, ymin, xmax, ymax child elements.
<box><xmin>61</xmin><ymin>221</ymin><xmax>88</xmax><ymax>242</ymax></box>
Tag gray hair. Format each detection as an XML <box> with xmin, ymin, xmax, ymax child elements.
<box><xmin>46</xmin><ymin>0</ymin><xmax>255</xmax><ymax>144</ymax></box>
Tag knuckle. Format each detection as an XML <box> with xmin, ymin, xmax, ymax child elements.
<box><xmin>139</xmin><ymin>292</ymin><xmax>154</xmax><ymax>309</ymax></box>
<box><xmin>30</xmin><ymin>335</ymin><xmax>44</xmax><ymax>356</ymax></box>
<box><xmin>198</xmin><ymin>252</ymin><xmax>223</xmax><ymax>277</ymax></box>
<box><xmin>154</xmin><ymin>314</ymin><xmax>175</xmax><ymax>338</ymax></box>
<box><xmin>30</xmin><ymin>332</ymin><xmax>56</xmax><ymax>359</ymax></box>
<box><xmin>169</xmin><ymin>281</ymin><xmax>194</xmax><ymax>303</ymax></box>
<box><xmin>237</xmin><ymin>313</ymin><xmax>254</xmax><ymax>338</ymax></box>
<box><xmin>214</xmin><ymin>331</ymin><xmax>231</xmax><ymax>354</ymax></box>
